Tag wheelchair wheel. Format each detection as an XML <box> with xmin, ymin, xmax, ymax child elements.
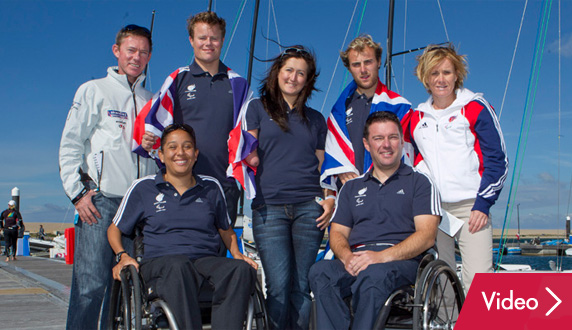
<box><xmin>108</xmin><ymin>265</ymin><xmax>143</xmax><ymax>330</ymax></box>
<box><xmin>245</xmin><ymin>280</ymin><xmax>269</xmax><ymax>330</ymax></box>
<box><xmin>146</xmin><ymin>299</ymin><xmax>179</xmax><ymax>330</ymax></box>
<box><xmin>412</xmin><ymin>260</ymin><xmax>464</xmax><ymax>330</ymax></box>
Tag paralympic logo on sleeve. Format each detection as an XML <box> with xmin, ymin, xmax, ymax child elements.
<box><xmin>455</xmin><ymin>273</ymin><xmax>572</xmax><ymax>329</ymax></box>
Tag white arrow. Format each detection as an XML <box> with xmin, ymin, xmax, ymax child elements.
<box><xmin>545</xmin><ymin>287</ymin><xmax>561</xmax><ymax>316</ymax></box>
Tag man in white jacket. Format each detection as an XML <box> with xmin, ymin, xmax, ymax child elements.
<box><xmin>59</xmin><ymin>25</ymin><xmax>157</xmax><ymax>330</ymax></box>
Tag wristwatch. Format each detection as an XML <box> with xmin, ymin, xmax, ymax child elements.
<box><xmin>115</xmin><ymin>250</ymin><xmax>128</xmax><ymax>263</ymax></box>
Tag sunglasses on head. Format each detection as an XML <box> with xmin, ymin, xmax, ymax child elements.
<box><xmin>280</xmin><ymin>47</ymin><xmax>310</xmax><ymax>58</ymax></box>
<box><xmin>122</xmin><ymin>24</ymin><xmax>151</xmax><ymax>35</ymax></box>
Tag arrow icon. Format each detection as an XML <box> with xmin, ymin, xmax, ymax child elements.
<box><xmin>545</xmin><ymin>287</ymin><xmax>561</xmax><ymax>316</ymax></box>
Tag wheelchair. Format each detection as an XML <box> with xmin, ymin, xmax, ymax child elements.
<box><xmin>311</xmin><ymin>249</ymin><xmax>465</xmax><ymax>330</ymax></box>
<box><xmin>108</xmin><ymin>232</ymin><xmax>269</xmax><ymax>330</ymax></box>
<box><xmin>372</xmin><ymin>250</ymin><xmax>465</xmax><ymax>330</ymax></box>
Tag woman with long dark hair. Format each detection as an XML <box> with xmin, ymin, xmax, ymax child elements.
<box><xmin>244</xmin><ymin>46</ymin><xmax>335</xmax><ymax>329</ymax></box>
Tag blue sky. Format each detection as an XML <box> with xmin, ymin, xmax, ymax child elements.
<box><xmin>1</xmin><ymin>0</ymin><xmax>571</xmax><ymax>230</ymax></box>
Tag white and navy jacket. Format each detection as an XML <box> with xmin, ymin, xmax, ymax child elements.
<box><xmin>406</xmin><ymin>88</ymin><xmax>508</xmax><ymax>215</ymax></box>
<box><xmin>59</xmin><ymin>67</ymin><xmax>157</xmax><ymax>200</ymax></box>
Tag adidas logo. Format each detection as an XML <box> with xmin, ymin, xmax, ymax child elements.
<box><xmin>196</xmin><ymin>198</ymin><xmax>203</xmax><ymax>203</ymax></box>
<box><xmin>396</xmin><ymin>189</ymin><xmax>405</xmax><ymax>195</ymax></box>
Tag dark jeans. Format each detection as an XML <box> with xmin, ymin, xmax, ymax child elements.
<box><xmin>309</xmin><ymin>247</ymin><xmax>419</xmax><ymax>330</ymax></box>
<box><xmin>4</xmin><ymin>228</ymin><xmax>18</xmax><ymax>257</ymax></box>
<box><xmin>252</xmin><ymin>200</ymin><xmax>325</xmax><ymax>330</ymax></box>
<box><xmin>140</xmin><ymin>254</ymin><xmax>256</xmax><ymax>330</ymax></box>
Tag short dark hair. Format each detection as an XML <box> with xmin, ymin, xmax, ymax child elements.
<box><xmin>363</xmin><ymin>111</ymin><xmax>403</xmax><ymax>139</ymax></box>
<box><xmin>187</xmin><ymin>11</ymin><xmax>226</xmax><ymax>39</ymax></box>
<box><xmin>115</xmin><ymin>24</ymin><xmax>153</xmax><ymax>52</ymax></box>
<box><xmin>161</xmin><ymin>123</ymin><xmax>197</xmax><ymax>150</ymax></box>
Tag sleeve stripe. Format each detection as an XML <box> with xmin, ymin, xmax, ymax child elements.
<box><xmin>112</xmin><ymin>175</ymin><xmax>155</xmax><ymax>226</ymax></box>
<box><xmin>474</xmin><ymin>97</ymin><xmax>509</xmax><ymax>200</ymax></box>
<box><xmin>413</xmin><ymin>167</ymin><xmax>442</xmax><ymax>216</ymax></box>
<box><xmin>198</xmin><ymin>174</ymin><xmax>232</xmax><ymax>226</ymax></box>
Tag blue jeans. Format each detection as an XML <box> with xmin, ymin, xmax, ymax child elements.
<box><xmin>67</xmin><ymin>192</ymin><xmax>129</xmax><ymax>330</ymax></box>
<box><xmin>252</xmin><ymin>200</ymin><xmax>325</xmax><ymax>330</ymax></box>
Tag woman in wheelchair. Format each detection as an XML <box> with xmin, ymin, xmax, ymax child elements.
<box><xmin>108</xmin><ymin>123</ymin><xmax>258</xmax><ymax>330</ymax></box>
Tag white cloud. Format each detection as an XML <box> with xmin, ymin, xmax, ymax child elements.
<box><xmin>548</xmin><ymin>33</ymin><xmax>572</xmax><ymax>57</ymax></box>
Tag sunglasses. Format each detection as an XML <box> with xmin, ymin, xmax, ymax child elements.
<box><xmin>122</xmin><ymin>24</ymin><xmax>151</xmax><ymax>35</ymax></box>
<box><xmin>162</xmin><ymin>123</ymin><xmax>196</xmax><ymax>140</ymax></box>
<box><xmin>280</xmin><ymin>47</ymin><xmax>310</xmax><ymax>58</ymax></box>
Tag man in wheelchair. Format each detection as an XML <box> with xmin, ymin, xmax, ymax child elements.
<box><xmin>309</xmin><ymin>112</ymin><xmax>441</xmax><ymax>329</ymax></box>
<box><xmin>108</xmin><ymin>123</ymin><xmax>258</xmax><ymax>329</ymax></box>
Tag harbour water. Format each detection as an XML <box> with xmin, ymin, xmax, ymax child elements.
<box><xmin>493</xmin><ymin>254</ymin><xmax>572</xmax><ymax>271</ymax></box>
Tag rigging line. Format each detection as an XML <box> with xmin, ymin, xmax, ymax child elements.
<box><xmin>566</xmin><ymin>173</ymin><xmax>572</xmax><ymax>216</ymax></box>
<box><xmin>319</xmin><ymin>0</ymin><xmax>361</xmax><ymax>113</ymax></box>
<box><xmin>340</xmin><ymin>0</ymin><xmax>369</xmax><ymax>90</ymax></box>
<box><xmin>499</xmin><ymin>0</ymin><xmax>552</xmax><ymax>265</ymax></box>
<box><xmin>496</xmin><ymin>0</ymin><xmax>553</xmax><ymax>267</ymax></box>
<box><xmin>401</xmin><ymin>0</ymin><xmax>408</xmax><ymax>95</ymax></box>
<box><xmin>266</xmin><ymin>0</ymin><xmax>270</xmax><ymax>72</ymax></box>
<box><xmin>498</xmin><ymin>0</ymin><xmax>529</xmax><ymax>120</ymax></box>
<box><xmin>435</xmin><ymin>0</ymin><xmax>450</xmax><ymax>41</ymax></box>
<box><xmin>270</xmin><ymin>0</ymin><xmax>281</xmax><ymax>46</ymax></box>
<box><xmin>222</xmin><ymin>0</ymin><xmax>248</xmax><ymax>62</ymax></box>
<box><xmin>390</xmin><ymin>64</ymin><xmax>401</xmax><ymax>95</ymax></box>
<box><xmin>557</xmin><ymin>0</ymin><xmax>563</xmax><ymax>270</ymax></box>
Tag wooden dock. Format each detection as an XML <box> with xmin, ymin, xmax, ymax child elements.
<box><xmin>0</xmin><ymin>257</ymin><xmax>71</xmax><ymax>329</ymax></box>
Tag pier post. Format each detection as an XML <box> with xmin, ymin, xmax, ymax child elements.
<box><xmin>11</xmin><ymin>187</ymin><xmax>20</xmax><ymax>212</ymax></box>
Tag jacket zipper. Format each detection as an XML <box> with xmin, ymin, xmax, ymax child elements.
<box><xmin>132</xmin><ymin>81</ymin><xmax>141</xmax><ymax>179</ymax></box>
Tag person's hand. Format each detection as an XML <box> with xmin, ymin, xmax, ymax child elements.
<box><xmin>234</xmin><ymin>253</ymin><xmax>259</xmax><ymax>270</ymax></box>
<box><xmin>316</xmin><ymin>198</ymin><xmax>335</xmax><ymax>230</ymax></box>
<box><xmin>74</xmin><ymin>190</ymin><xmax>101</xmax><ymax>225</ymax></box>
<box><xmin>338</xmin><ymin>172</ymin><xmax>358</xmax><ymax>185</ymax></box>
<box><xmin>346</xmin><ymin>250</ymin><xmax>383</xmax><ymax>275</ymax></box>
<box><xmin>141</xmin><ymin>131</ymin><xmax>158</xmax><ymax>152</ymax></box>
<box><xmin>112</xmin><ymin>254</ymin><xmax>139</xmax><ymax>281</ymax></box>
<box><xmin>468</xmin><ymin>210</ymin><xmax>488</xmax><ymax>233</ymax></box>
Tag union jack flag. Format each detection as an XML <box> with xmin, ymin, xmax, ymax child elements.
<box><xmin>320</xmin><ymin>79</ymin><xmax>412</xmax><ymax>190</ymax></box>
<box><xmin>132</xmin><ymin>67</ymin><xmax>257</xmax><ymax>199</ymax></box>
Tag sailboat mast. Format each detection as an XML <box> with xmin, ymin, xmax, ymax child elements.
<box><xmin>238</xmin><ymin>0</ymin><xmax>261</xmax><ymax>216</ymax></box>
<box><xmin>246</xmin><ymin>0</ymin><xmax>261</xmax><ymax>86</ymax></box>
<box><xmin>385</xmin><ymin>0</ymin><xmax>395</xmax><ymax>89</ymax></box>
<box><xmin>142</xmin><ymin>10</ymin><xmax>156</xmax><ymax>88</ymax></box>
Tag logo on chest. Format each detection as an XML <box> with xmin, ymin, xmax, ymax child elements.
<box><xmin>346</xmin><ymin>107</ymin><xmax>354</xmax><ymax>125</ymax></box>
<box><xmin>154</xmin><ymin>193</ymin><xmax>166</xmax><ymax>213</ymax></box>
<box><xmin>354</xmin><ymin>187</ymin><xmax>367</xmax><ymax>207</ymax></box>
<box><xmin>186</xmin><ymin>84</ymin><xmax>197</xmax><ymax>100</ymax></box>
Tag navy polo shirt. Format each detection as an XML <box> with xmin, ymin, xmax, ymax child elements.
<box><xmin>113</xmin><ymin>171</ymin><xmax>230</xmax><ymax>260</ymax></box>
<box><xmin>245</xmin><ymin>99</ymin><xmax>327</xmax><ymax>206</ymax></box>
<box><xmin>174</xmin><ymin>61</ymin><xmax>236</xmax><ymax>189</ymax></box>
<box><xmin>345</xmin><ymin>91</ymin><xmax>372</xmax><ymax>174</ymax></box>
<box><xmin>332</xmin><ymin>163</ymin><xmax>441</xmax><ymax>247</ymax></box>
